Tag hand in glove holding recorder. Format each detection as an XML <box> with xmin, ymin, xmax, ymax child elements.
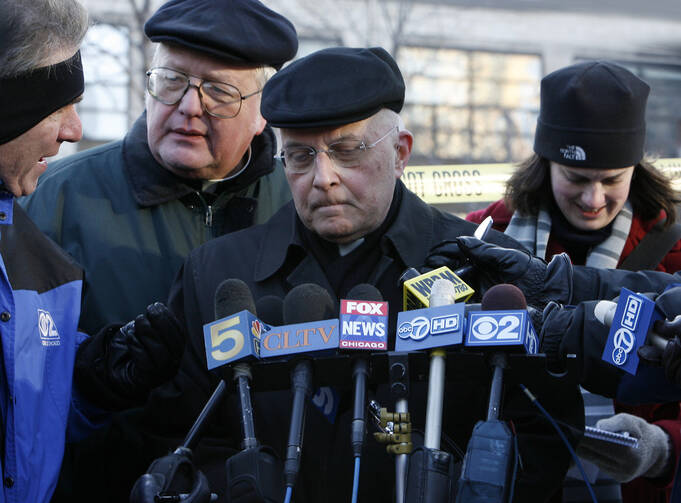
<box><xmin>577</xmin><ymin>413</ymin><xmax>674</xmax><ymax>483</ymax></box>
<box><xmin>426</xmin><ymin>236</ymin><xmax>574</xmax><ymax>309</ymax></box>
<box><xmin>74</xmin><ymin>302</ymin><xmax>185</xmax><ymax>410</ymax></box>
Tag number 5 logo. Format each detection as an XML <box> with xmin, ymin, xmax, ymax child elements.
<box><xmin>210</xmin><ymin>315</ymin><xmax>245</xmax><ymax>362</ymax></box>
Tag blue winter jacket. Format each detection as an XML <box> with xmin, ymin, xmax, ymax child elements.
<box><xmin>0</xmin><ymin>192</ymin><xmax>93</xmax><ymax>503</ymax></box>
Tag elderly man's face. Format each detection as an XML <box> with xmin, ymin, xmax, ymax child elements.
<box><xmin>146</xmin><ymin>44</ymin><xmax>266</xmax><ymax>180</ymax></box>
<box><xmin>282</xmin><ymin>113</ymin><xmax>412</xmax><ymax>243</ymax></box>
<box><xmin>0</xmin><ymin>98</ymin><xmax>82</xmax><ymax>197</ymax></box>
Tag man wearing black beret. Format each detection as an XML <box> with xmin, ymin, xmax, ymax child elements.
<box><xmin>20</xmin><ymin>0</ymin><xmax>297</xmax><ymax>501</ymax></box>
<box><xmin>135</xmin><ymin>46</ymin><xmax>584</xmax><ymax>501</ymax></box>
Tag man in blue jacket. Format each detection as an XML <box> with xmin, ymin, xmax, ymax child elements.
<box><xmin>0</xmin><ymin>2</ymin><xmax>184</xmax><ymax>502</ymax></box>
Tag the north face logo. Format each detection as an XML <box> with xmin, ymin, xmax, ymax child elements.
<box><xmin>560</xmin><ymin>145</ymin><xmax>586</xmax><ymax>161</ymax></box>
<box><xmin>38</xmin><ymin>309</ymin><xmax>60</xmax><ymax>347</ymax></box>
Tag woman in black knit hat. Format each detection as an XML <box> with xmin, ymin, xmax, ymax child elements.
<box><xmin>468</xmin><ymin>60</ymin><xmax>681</xmax><ymax>503</ymax></box>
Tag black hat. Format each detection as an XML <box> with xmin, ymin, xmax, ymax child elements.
<box><xmin>534</xmin><ymin>60</ymin><xmax>650</xmax><ymax>169</ymax></box>
<box><xmin>144</xmin><ymin>0</ymin><xmax>298</xmax><ymax>70</ymax></box>
<box><xmin>261</xmin><ymin>46</ymin><xmax>405</xmax><ymax>128</ymax></box>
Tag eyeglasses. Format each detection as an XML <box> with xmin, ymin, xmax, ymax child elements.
<box><xmin>146</xmin><ymin>67</ymin><xmax>261</xmax><ymax>119</ymax></box>
<box><xmin>275</xmin><ymin>126</ymin><xmax>399</xmax><ymax>174</ymax></box>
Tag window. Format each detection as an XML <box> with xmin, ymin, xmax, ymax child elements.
<box><xmin>79</xmin><ymin>23</ymin><xmax>131</xmax><ymax>146</ymax></box>
<box><xmin>399</xmin><ymin>47</ymin><xmax>542</xmax><ymax>165</ymax></box>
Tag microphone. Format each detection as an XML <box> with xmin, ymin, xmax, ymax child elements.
<box><xmin>464</xmin><ymin>284</ymin><xmax>539</xmax><ymax>355</ymax></box>
<box><xmin>341</xmin><ymin>284</ymin><xmax>386</xmax><ymax>501</ymax></box>
<box><xmin>214</xmin><ymin>279</ymin><xmax>262</xmax><ymax>450</ymax></box>
<box><xmin>203</xmin><ymin>280</ymin><xmax>267</xmax><ymax>371</ymax></box>
<box><xmin>278</xmin><ymin>284</ymin><xmax>336</xmax><ymax>498</ymax></box>
<box><xmin>402</xmin><ymin>266</ymin><xmax>474</xmax><ymax>311</ymax></box>
<box><xmin>404</xmin><ymin>279</ymin><xmax>462</xmax><ymax>503</ymax></box>
<box><xmin>258</xmin><ymin>285</ymin><xmax>338</xmax><ymax>359</ymax></box>
<box><xmin>340</xmin><ymin>284</ymin><xmax>388</xmax><ymax>351</ymax></box>
<box><xmin>395</xmin><ymin>279</ymin><xmax>466</xmax><ymax>353</ymax></box>
<box><xmin>457</xmin><ymin>284</ymin><xmax>530</xmax><ymax>503</ymax></box>
<box><xmin>595</xmin><ymin>289</ymin><xmax>667</xmax><ymax>374</ymax></box>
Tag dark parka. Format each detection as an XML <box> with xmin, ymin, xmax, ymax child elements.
<box><xmin>108</xmin><ymin>183</ymin><xmax>584</xmax><ymax>503</ymax></box>
<box><xmin>20</xmin><ymin>113</ymin><xmax>291</xmax><ymax>334</ymax></box>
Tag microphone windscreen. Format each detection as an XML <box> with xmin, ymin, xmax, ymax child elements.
<box><xmin>346</xmin><ymin>283</ymin><xmax>383</xmax><ymax>302</ymax></box>
<box><xmin>481</xmin><ymin>284</ymin><xmax>527</xmax><ymax>311</ymax></box>
<box><xmin>594</xmin><ymin>300</ymin><xmax>617</xmax><ymax>327</ymax></box>
<box><xmin>214</xmin><ymin>278</ymin><xmax>256</xmax><ymax>320</ymax></box>
<box><xmin>256</xmin><ymin>295</ymin><xmax>284</xmax><ymax>326</ymax></box>
<box><xmin>429</xmin><ymin>278</ymin><xmax>456</xmax><ymax>307</ymax></box>
<box><xmin>283</xmin><ymin>283</ymin><xmax>336</xmax><ymax>324</ymax></box>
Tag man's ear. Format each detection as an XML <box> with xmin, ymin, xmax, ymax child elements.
<box><xmin>254</xmin><ymin>115</ymin><xmax>267</xmax><ymax>136</ymax></box>
<box><xmin>394</xmin><ymin>129</ymin><xmax>414</xmax><ymax>178</ymax></box>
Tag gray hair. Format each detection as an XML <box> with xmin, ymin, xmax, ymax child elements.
<box><xmin>0</xmin><ymin>0</ymin><xmax>89</xmax><ymax>78</ymax></box>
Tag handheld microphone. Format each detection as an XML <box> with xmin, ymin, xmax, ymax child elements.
<box><xmin>457</xmin><ymin>283</ymin><xmax>528</xmax><ymax>503</ymax></box>
<box><xmin>596</xmin><ymin>289</ymin><xmax>666</xmax><ymax>374</ymax></box>
<box><xmin>214</xmin><ymin>279</ymin><xmax>262</xmax><ymax>450</ymax></box>
<box><xmin>404</xmin><ymin>279</ymin><xmax>461</xmax><ymax>503</ymax></box>
<box><xmin>279</xmin><ymin>284</ymin><xmax>336</xmax><ymax>497</ymax></box>
<box><xmin>203</xmin><ymin>280</ymin><xmax>267</xmax><ymax>371</ymax></box>
<box><xmin>395</xmin><ymin>281</ymin><xmax>466</xmax><ymax>354</ymax></box>
<box><xmin>464</xmin><ymin>284</ymin><xmax>539</xmax><ymax>356</ymax></box>
<box><xmin>341</xmin><ymin>284</ymin><xmax>385</xmax><ymax>503</ymax></box>
<box><xmin>258</xmin><ymin>286</ymin><xmax>338</xmax><ymax>359</ymax></box>
<box><xmin>402</xmin><ymin>266</ymin><xmax>474</xmax><ymax>311</ymax></box>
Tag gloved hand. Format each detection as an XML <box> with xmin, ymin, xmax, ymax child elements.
<box><xmin>538</xmin><ymin>301</ymin><xmax>573</xmax><ymax>376</ymax></box>
<box><xmin>454</xmin><ymin>236</ymin><xmax>574</xmax><ymax>308</ymax></box>
<box><xmin>422</xmin><ymin>239</ymin><xmax>468</xmax><ymax>272</ymax></box>
<box><xmin>577</xmin><ymin>413</ymin><xmax>673</xmax><ymax>483</ymax></box>
<box><xmin>636</xmin><ymin>286</ymin><xmax>681</xmax><ymax>386</ymax></box>
<box><xmin>75</xmin><ymin>302</ymin><xmax>186</xmax><ymax>410</ymax></box>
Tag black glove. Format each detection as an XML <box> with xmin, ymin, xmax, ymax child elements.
<box><xmin>540</xmin><ymin>300</ymin><xmax>622</xmax><ymax>395</ymax></box>
<box><xmin>75</xmin><ymin>302</ymin><xmax>185</xmax><ymax>410</ymax></box>
<box><xmin>455</xmin><ymin>236</ymin><xmax>574</xmax><ymax>308</ymax></box>
<box><xmin>422</xmin><ymin>239</ymin><xmax>468</xmax><ymax>272</ymax></box>
<box><xmin>539</xmin><ymin>301</ymin><xmax>574</xmax><ymax>376</ymax></box>
<box><xmin>637</xmin><ymin>287</ymin><xmax>681</xmax><ymax>388</ymax></box>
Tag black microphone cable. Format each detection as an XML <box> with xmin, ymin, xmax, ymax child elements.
<box><xmin>520</xmin><ymin>384</ymin><xmax>598</xmax><ymax>503</ymax></box>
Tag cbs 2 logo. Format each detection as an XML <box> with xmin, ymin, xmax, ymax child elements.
<box><xmin>470</xmin><ymin>315</ymin><xmax>521</xmax><ymax>341</ymax></box>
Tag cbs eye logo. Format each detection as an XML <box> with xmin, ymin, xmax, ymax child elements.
<box><xmin>470</xmin><ymin>314</ymin><xmax>521</xmax><ymax>341</ymax></box>
<box><xmin>397</xmin><ymin>316</ymin><xmax>430</xmax><ymax>341</ymax></box>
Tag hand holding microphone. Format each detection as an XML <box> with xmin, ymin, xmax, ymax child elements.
<box><xmin>635</xmin><ymin>286</ymin><xmax>681</xmax><ymax>386</ymax></box>
<box><xmin>577</xmin><ymin>413</ymin><xmax>673</xmax><ymax>483</ymax></box>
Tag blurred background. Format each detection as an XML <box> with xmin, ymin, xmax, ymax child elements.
<box><xmin>72</xmin><ymin>0</ymin><xmax>681</xmax><ymax>214</ymax></box>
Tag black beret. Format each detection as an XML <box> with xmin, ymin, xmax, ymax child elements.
<box><xmin>261</xmin><ymin>46</ymin><xmax>405</xmax><ymax>128</ymax></box>
<box><xmin>144</xmin><ymin>0</ymin><xmax>298</xmax><ymax>70</ymax></box>
<box><xmin>534</xmin><ymin>60</ymin><xmax>650</xmax><ymax>169</ymax></box>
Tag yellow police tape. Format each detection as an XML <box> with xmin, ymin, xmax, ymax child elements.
<box><xmin>403</xmin><ymin>158</ymin><xmax>681</xmax><ymax>204</ymax></box>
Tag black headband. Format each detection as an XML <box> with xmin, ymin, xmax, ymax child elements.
<box><xmin>0</xmin><ymin>50</ymin><xmax>84</xmax><ymax>145</ymax></box>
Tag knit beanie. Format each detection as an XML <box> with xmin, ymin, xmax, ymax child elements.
<box><xmin>533</xmin><ymin>60</ymin><xmax>650</xmax><ymax>169</ymax></box>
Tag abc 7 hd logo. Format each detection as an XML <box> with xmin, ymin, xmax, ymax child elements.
<box><xmin>397</xmin><ymin>316</ymin><xmax>430</xmax><ymax>341</ymax></box>
<box><xmin>611</xmin><ymin>326</ymin><xmax>635</xmax><ymax>366</ymax></box>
